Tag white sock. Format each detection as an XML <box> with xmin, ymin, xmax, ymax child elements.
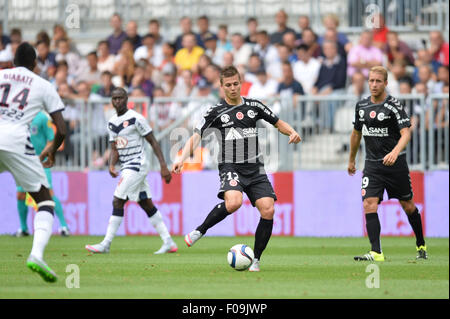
<box><xmin>30</xmin><ymin>211</ymin><xmax>54</xmax><ymax>260</ymax></box>
<box><xmin>149</xmin><ymin>211</ymin><xmax>172</xmax><ymax>244</ymax></box>
<box><xmin>102</xmin><ymin>215</ymin><xmax>123</xmax><ymax>245</ymax></box>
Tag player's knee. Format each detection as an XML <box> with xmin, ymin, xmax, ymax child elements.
<box><xmin>225</xmin><ymin>198</ymin><xmax>242</xmax><ymax>213</ymax></box>
<box><xmin>259</xmin><ymin>205</ymin><xmax>275</xmax><ymax>220</ymax></box>
<box><xmin>400</xmin><ymin>200</ymin><xmax>416</xmax><ymax>215</ymax></box>
<box><xmin>363</xmin><ymin>200</ymin><xmax>378</xmax><ymax>213</ymax></box>
<box><xmin>112</xmin><ymin>197</ymin><xmax>125</xmax><ymax>210</ymax></box>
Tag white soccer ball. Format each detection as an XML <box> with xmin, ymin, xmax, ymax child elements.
<box><xmin>227</xmin><ymin>244</ymin><xmax>254</xmax><ymax>271</ymax></box>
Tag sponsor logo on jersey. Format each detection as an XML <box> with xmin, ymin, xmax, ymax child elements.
<box><xmin>359</xmin><ymin>110</ymin><xmax>365</xmax><ymax>118</ymax></box>
<box><xmin>221</xmin><ymin>114</ymin><xmax>230</xmax><ymax>123</ymax></box>
<box><xmin>242</xmin><ymin>127</ymin><xmax>257</xmax><ymax>138</ymax></box>
<box><xmin>377</xmin><ymin>112</ymin><xmax>385</xmax><ymax>121</ymax></box>
<box><xmin>247</xmin><ymin>110</ymin><xmax>256</xmax><ymax>119</ymax></box>
<box><xmin>225</xmin><ymin>127</ymin><xmax>244</xmax><ymax>140</ymax></box>
<box><xmin>115</xmin><ymin>136</ymin><xmax>128</xmax><ymax>148</ymax></box>
<box><xmin>369</xmin><ymin>111</ymin><xmax>376</xmax><ymax>119</ymax></box>
<box><xmin>236</xmin><ymin>112</ymin><xmax>244</xmax><ymax>120</ymax></box>
<box><xmin>362</xmin><ymin>124</ymin><xmax>389</xmax><ymax>137</ymax></box>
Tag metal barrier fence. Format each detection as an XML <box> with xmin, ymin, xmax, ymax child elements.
<box><xmin>53</xmin><ymin>94</ymin><xmax>448</xmax><ymax>172</ymax></box>
<box><xmin>1</xmin><ymin>0</ymin><xmax>448</xmax><ymax>37</ymax></box>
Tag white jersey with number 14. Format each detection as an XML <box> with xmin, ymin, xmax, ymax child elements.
<box><xmin>0</xmin><ymin>66</ymin><xmax>65</xmax><ymax>154</ymax></box>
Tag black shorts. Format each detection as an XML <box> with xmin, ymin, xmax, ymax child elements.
<box><xmin>361</xmin><ymin>155</ymin><xmax>413</xmax><ymax>203</ymax></box>
<box><xmin>218</xmin><ymin>163</ymin><xmax>277</xmax><ymax>207</ymax></box>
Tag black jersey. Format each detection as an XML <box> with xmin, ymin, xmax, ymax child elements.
<box><xmin>194</xmin><ymin>96</ymin><xmax>279</xmax><ymax>170</ymax></box>
<box><xmin>353</xmin><ymin>94</ymin><xmax>411</xmax><ymax>161</ymax></box>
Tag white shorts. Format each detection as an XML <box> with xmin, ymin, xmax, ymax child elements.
<box><xmin>0</xmin><ymin>150</ymin><xmax>49</xmax><ymax>193</ymax></box>
<box><xmin>114</xmin><ymin>168</ymin><xmax>152</xmax><ymax>202</ymax></box>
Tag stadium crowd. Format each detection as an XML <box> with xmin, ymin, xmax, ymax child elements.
<box><xmin>0</xmin><ymin>10</ymin><xmax>448</xmax><ymax>168</ymax></box>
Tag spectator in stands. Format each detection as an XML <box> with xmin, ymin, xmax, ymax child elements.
<box><xmin>51</xmin><ymin>24</ymin><xmax>78</xmax><ymax>53</ymax></box>
<box><xmin>319</xmin><ymin>29</ymin><xmax>347</xmax><ymax>61</ymax></box>
<box><xmin>0</xmin><ymin>40</ymin><xmax>13</xmax><ymax>69</ymax></box>
<box><xmin>299</xmin><ymin>27</ymin><xmax>321</xmax><ymax>58</ymax></box>
<box><xmin>245</xmin><ymin>17</ymin><xmax>258</xmax><ymax>45</ymax></box>
<box><xmin>159</xmin><ymin>42</ymin><xmax>176</xmax><ymax>72</ymax></box>
<box><xmin>222</xmin><ymin>51</ymin><xmax>234</xmax><ymax>68</ymax></box>
<box><xmin>148</xmin><ymin>19</ymin><xmax>164</xmax><ymax>46</ymax></box>
<box><xmin>293</xmin><ymin>44</ymin><xmax>321</xmax><ymax>94</ymax></box>
<box><xmin>175</xmin><ymin>17</ymin><xmax>202</xmax><ymax>52</ymax></box>
<box><xmin>415</xmin><ymin>64</ymin><xmax>437</xmax><ymax>93</ymax></box>
<box><xmin>372</xmin><ymin>13</ymin><xmax>389</xmax><ymax>50</ymax></box>
<box><xmin>296</xmin><ymin>15</ymin><xmax>310</xmax><ymax>39</ymax></box>
<box><xmin>231</xmin><ymin>33</ymin><xmax>252</xmax><ymax>68</ymax></box>
<box><xmin>193</xmin><ymin>54</ymin><xmax>212</xmax><ymax>81</ymax></box>
<box><xmin>97</xmin><ymin>40</ymin><xmax>115</xmax><ymax>73</ymax></box>
<box><xmin>112</xmin><ymin>39</ymin><xmax>135</xmax><ymax>87</ymax></box>
<box><xmin>175</xmin><ymin>32</ymin><xmax>204</xmax><ymax>73</ymax></box>
<box><xmin>318</xmin><ymin>13</ymin><xmax>351</xmax><ymax>53</ymax></box>
<box><xmin>429</xmin><ymin>31</ymin><xmax>449</xmax><ymax>66</ymax></box>
<box><xmin>277</xmin><ymin>61</ymin><xmax>304</xmax><ymax>103</ymax></box>
<box><xmin>247</xmin><ymin>67</ymin><xmax>278</xmax><ymax>100</ymax></box>
<box><xmin>197</xmin><ymin>15</ymin><xmax>214</xmax><ymax>48</ymax></box>
<box><xmin>150</xmin><ymin>86</ymin><xmax>181</xmax><ymax>130</ymax></box>
<box><xmin>161</xmin><ymin>63</ymin><xmax>178</xmax><ymax>97</ymax></box>
<box><xmin>413</xmin><ymin>49</ymin><xmax>441</xmax><ymax>83</ymax></box>
<box><xmin>311</xmin><ymin>40</ymin><xmax>347</xmax><ymax>95</ymax></box>
<box><xmin>173</xmin><ymin>69</ymin><xmax>195</xmax><ymax>98</ymax></box>
<box><xmin>347</xmin><ymin>30</ymin><xmax>383</xmax><ymax>78</ymax></box>
<box><xmin>51</xmin><ymin>61</ymin><xmax>71</xmax><ymax>89</ymax></box>
<box><xmin>347</xmin><ymin>71</ymin><xmax>369</xmax><ymax>100</ymax></box>
<box><xmin>36</xmin><ymin>40</ymin><xmax>57</xmax><ymax>80</ymax></box>
<box><xmin>217</xmin><ymin>24</ymin><xmax>232</xmax><ymax>52</ymax></box>
<box><xmin>36</xmin><ymin>30</ymin><xmax>51</xmax><ymax>47</ymax></box>
<box><xmin>399</xmin><ymin>77</ymin><xmax>413</xmax><ymax>94</ymax></box>
<box><xmin>236</xmin><ymin>65</ymin><xmax>252</xmax><ymax>97</ymax></box>
<box><xmin>253</xmin><ymin>30</ymin><xmax>279</xmax><ymax>69</ymax></box>
<box><xmin>0</xmin><ymin>21</ymin><xmax>10</xmax><ymax>47</ymax></box>
<box><xmin>97</xmin><ymin>71</ymin><xmax>116</xmax><ymax>98</ymax></box>
<box><xmin>282</xmin><ymin>31</ymin><xmax>299</xmax><ymax>63</ymax></box>
<box><xmin>386</xmin><ymin>59</ymin><xmax>412</xmax><ymax>96</ymax></box>
<box><xmin>9</xmin><ymin>28</ymin><xmax>22</xmax><ymax>44</ymax></box>
<box><xmin>245</xmin><ymin>53</ymin><xmax>263</xmax><ymax>84</ymax></box>
<box><xmin>270</xmin><ymin>9</ymin><xmax>296</xmax><ymax>45</ymax></box>
<box><xmin>384</xmin><ymin>31</ymin><xmax>415</xmax><ymax>67</ymax></box>
<box><xmin>55</xmin><ymin>38</ymin><xmax>82</xmax><ymax>78</ymax></box>
<box><xmin>134</xmin><ymin>33</ymin><xmax>164</xmax><ymax>69</ymax></box>
<box><xmin>125</xmin><ymin>20</ymin><xmax>142</xmax><ymax>51</ymax></box>
<box><xmin>204</xmin><ymin>32</ymin><xmax>225</xmax><ymax>66</ymax></box>
<box><xmin>130</xmin><ymin>65</ymin><xmax>154</xmax><ymax>98</ymax></box>
<box><xmin>204</xmin><ymin>63</ymin><xmax>222</xmax><ymax>98</ymax></box>
<box><xmin>76</xmin><ymin>51</ymin><xmax>102</xmax><ymax>87</ymax></box>
<box><xmin>107</xmin><ymin>13</ymin><xmax>127</xmax><ymax>55</ymax></box>
<box><xmin>184</xmin><ymin>78</ymin><xmax>215</xmax><ymax>129</ymax></box>
<box><xmin>433</xmin><ymin>65</ymin><xmax>449</xmax><ymax>94</ymax></box>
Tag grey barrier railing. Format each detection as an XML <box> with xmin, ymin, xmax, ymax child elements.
<box><xmin>52</xmin><ymin>93</ymin><xmax>448</xmax><ymax>172</ymax></box>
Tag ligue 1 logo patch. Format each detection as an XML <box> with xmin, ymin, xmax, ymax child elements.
<box><xmin>221</xmin><ymin>114</ymin><xmax>230</xmax><ymax>123</ymax></box>
<box><xmin>359</xmin><ymin>110</ymin><xmax>365</xmax><ymax>118</ymax></box>
<box><xmin>377</xmin><ymin>112</ymin><xmax>385</xmax><ymax>121</ymax></box>
<box><xmin>369</xmin><ymin>111</ymin><xmax>376</xmax><ymax>119</ymax></box>
<box><xmin>229</xmin><ymin>180</ymin><xmax>238</xmax><ymax>187</ymax></box>
<box><xmin>123</xmin><ymin>120</ymin><xmax>129</xmax><ymax>128</ymax></box>
<box><xmin>236</xmin><ymin>112</ymin><xmax>244</xmax><ymax>120</ymax></box>
<box><xmin>247</xmin><ymin>110</ymin><xmax>256</xmax><ymax>119</ymax></box>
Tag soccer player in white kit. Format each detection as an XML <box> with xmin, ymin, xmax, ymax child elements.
<box><xmin>85</xmin><ymin>88</ymin><xmax>177</xmax><ymax>254</ymax></box>
<box><xmin>0</xmin><ymin>43</ymin><xmax>67</xmax><ymax>283</ymax></box>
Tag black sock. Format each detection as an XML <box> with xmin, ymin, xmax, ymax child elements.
<box><xmin>254</xmin><ymin>218</ymin><xmax>274</xmax><ymax>260</ymax></box>
<box><xmin>407</xmin><ymin>207</ymin><xmax>425</xmax><ymax>247</ymax></box>
<box><xmin>196</xmin><ymin>202</ymin><xmax>229</xmax><ymax>235</ymax></box>
<box><xmin>366</xmin><ymin>213</ymin><xmax>382</xmax><ymax>254</ymax></box>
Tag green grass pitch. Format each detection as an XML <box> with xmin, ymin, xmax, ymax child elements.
<box><xmin>0</xmin><ymin>235</ymin><xmax>448</xmax><ymax>299</ymax></box>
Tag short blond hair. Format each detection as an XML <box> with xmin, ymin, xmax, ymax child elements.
<box><xmin>369</xmin><ymin>66</ymin><xmax>388</xmax><ymax>81</ymax></box>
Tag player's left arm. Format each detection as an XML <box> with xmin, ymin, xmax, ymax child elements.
<box><xmin>40</xmin><ymin>111</ymin><xmax>67</xmax><ymax>168</ymax></box>
<box><xmin>144</xmin><ymin>132</ymin><xmax>172</xmax><ymax>184</ymax></box>
<box><xmin>274</xmin><ymin>119</ymin><xmax>302</xmax><ymax>144</ymax></box>
<box><xmin>383</xmin><ymin>127</ymin><xmax>411</xmax><ymax>166</ymax></box>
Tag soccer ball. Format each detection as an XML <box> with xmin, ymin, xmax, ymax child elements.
<box><xmin>227</xmin><ymin>244</ymin><xmax>254</xmax><ymax>271</ymax></box>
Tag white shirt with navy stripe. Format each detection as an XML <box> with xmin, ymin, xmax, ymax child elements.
<box><xmin>108</xmin><ymin>109</ymin><xmax>152</xmax><ymax>172</ymax></box>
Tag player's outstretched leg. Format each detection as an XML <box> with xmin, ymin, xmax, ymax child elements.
<box><xmin>185</xmin><ymin>201</ymin><xmax>233</xmax><ymax>247</ymax></box>
<box><xmin>27</xmin><ymin>187</ymin><xmax>58</xmax><ymax>283</ymax></box>
<box><xmin>139</xmin><ymin>199</ymin><xmax>178</xmax><ymax>254</ymax></box>
<box><xmin>401</xmin><ymin>200</ymin><xmax>427</xmax><ymax>259</ymax></box>
<box><xmin>250</xmin><ymin>198</ymin><xmax>275</xmax><ymax>272</ymax></box>
<box><xmin>86</xmin><ymin>200</ymin><xmax>125</xmax><ymax>253</ymax></box>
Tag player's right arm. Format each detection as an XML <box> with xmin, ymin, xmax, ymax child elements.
<box><xmin>348</xmin><ymin>129</ymin><xmax>362</xmax><ymax>176</ymax></box>
<box><xmin>172</xmin><ymin>132</ymin><xmax>201</xmax><ymax>174</ymax></box>
<box><xmin>108</xmin><ymin>141</ymin><xmax>119</xmax><ymax>178</ymax></box>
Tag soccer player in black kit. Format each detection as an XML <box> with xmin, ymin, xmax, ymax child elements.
<box><xmin>172</xmin><ymin>66</ymin><xmax>301</xmax><ymax>271</ymax></box>
<box><xmin>348</xmin><ymin>66</ymin><xmax>427</xmax><ymax>261</ymax></box>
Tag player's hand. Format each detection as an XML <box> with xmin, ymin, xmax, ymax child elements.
<box><xmin>288</xmin><ymin>132</ymin><xmax>301</xmax><ymax>144</ymax></box>
<box><xmin>348</xmin><ymin>161</ymin><xmax>357</xmax><ymax>176</ymax></box>
<box><xmin>172</xmin><ymin>161</ymin><xmax>183</xmax><ymax>174</ymax></box>
<box><xmin>161</xmin><ymin>165</ymin><xmax>172</xmax><ymax>184</ymax></box>
<box><xmin>39</xmin><ymin>144</ymin><xmax>55</xmax><ymax>168</ymax></box>
<box><xmin>109</xmin><ymin>165</ymin><xmax>119</xmax><ymax>178</ymax></box>
<box><xmin>383</xmin><ymin>151</ymin><xmax>398</xmax><ymax>166</ymax></box>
